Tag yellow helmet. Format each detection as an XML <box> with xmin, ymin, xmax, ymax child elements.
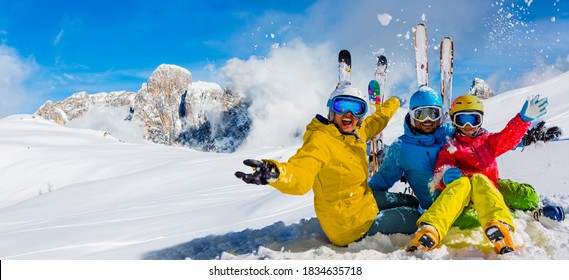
<box><xmin>450</xmin><ymin>94</ymin><xmax>484</xmax><ymax>116</ymax></box>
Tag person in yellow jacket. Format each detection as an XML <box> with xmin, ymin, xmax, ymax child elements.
<box><xmin>235</xmin><ymin>84</ymin><xmax>419</xmax><ymax>246</ymax></box>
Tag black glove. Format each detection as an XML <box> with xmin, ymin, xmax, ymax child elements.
<box><xmin>235</xmin><ymin>159</ymin><xmax>280</xmax><ymax>185</ymax></box>
<box><xmin>544</xmin><ymin>125</ymin><xmax>563</xmax><ymax>142</ymax></box>
<box><xmin>522</xmin><ymin>121</ymin><xmax>563</xmax><ymax>147</ymax></box>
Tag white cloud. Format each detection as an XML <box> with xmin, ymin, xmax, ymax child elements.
<box><xmin>54</xmin><ymin>29</ymin><xmax>64</xmax><ymax>46</ymax></box>
<box><xmin>0</xmin><ymin>45</ymin><xmax>36</xmax><ymax>117</ymax></box>
<box><xmin>220</xmin><ymin>40</ymin><xmax>337</xmax><ymax>148</ymax></box>
<box><xmin>493</xmin><ymin>56</ymin><xmax>569</xmax><ymax>93</ymax></box>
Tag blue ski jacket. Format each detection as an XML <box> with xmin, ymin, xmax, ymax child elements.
<box><xmin>368</xmin><ymin>115</ymin><xmax>454</xmax><ymax>209</ymax></box>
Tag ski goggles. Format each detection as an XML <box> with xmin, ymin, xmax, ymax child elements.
<box><xmin>328</xmin><ymin>96</ymin><xmax>368</xmax><ymax>117</ymax></box>
<box><xmin>410</xmin><ymin>106</ymin><xmax>443</xmax><ymax>122</ymax></box>
<box><xmin>453</xmin><ymin>111</ymin><xmax>483</xmax><ymax>128</ymax></box>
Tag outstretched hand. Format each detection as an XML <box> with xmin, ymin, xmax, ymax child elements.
<box><xmin>235</xmin><ymin>159</ymin><xmax>280</xmax><ymax>185</ymax></box>
<box><xmin>520</xmin><ymin>95</ymin><xmax>548</xmax><ymax>122</ymax></box>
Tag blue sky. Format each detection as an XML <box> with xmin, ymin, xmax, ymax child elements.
<box><xmin>1</xmin><ymin>0</ymin><xmax>568</xmax><ymax>117</ymax></box>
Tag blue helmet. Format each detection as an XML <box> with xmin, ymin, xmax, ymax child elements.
<box><xmin>409</xmin><ymin>85</ymin><xmax>443</xmax><ymax>109</ymax></box>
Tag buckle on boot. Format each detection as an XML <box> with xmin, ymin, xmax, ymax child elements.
<box><xmin>407</xmin><ymin>225</ymin><xmax>439</xmax><ymax>252</ymax></box>
<box><xmin>484</xmin><ymin>221</ymin><xmax>515</xmax><ymax>255</ymax></box>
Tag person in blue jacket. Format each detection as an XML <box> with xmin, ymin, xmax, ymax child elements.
<box><xmin>369</xmin><ymin>85</ymin><xmax>452</xmax><ymax>210</ymax></box>
<box><xmin>368</xmin><ymin>85</ymin><xmax>564</xmax><ymax>229</ymax></box>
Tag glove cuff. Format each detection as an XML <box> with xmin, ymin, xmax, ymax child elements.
<box><xmin>520</xmin><ymin>113</ymin><xmax>533</xmax><ymax>122</ymax></box>
<box><xmin>262</xmin><ymin>160</ymin><xmax>281</xmax><ymax>183</ymax></box>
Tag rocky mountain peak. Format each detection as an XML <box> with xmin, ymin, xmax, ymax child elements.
<box><xmin>36</xmin><ymin>91</ymin><xmax>135</xmax><ymax>125</ymax></box>
<box><xmin>146</xmin><ymin>64</ymin><xmax>192</xmax><ymax>97</ymax></box>
<box><xmin>35</xmin><ymin>64</ymin><xmax>251</xmax><ymax>153</ymax></box>
<box><xmin>469</xmin><ymin>78</ymin><xmax>494</xmax><ymax>99</ymax></box>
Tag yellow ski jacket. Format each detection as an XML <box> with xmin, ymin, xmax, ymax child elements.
<box><xmin>267</xmin><ymin>97</ymin><xmax>400</xmax><ymax>246</ymax></box>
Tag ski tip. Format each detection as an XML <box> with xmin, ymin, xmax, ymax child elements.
<box><xmin>378</xmin><ymin>55</ymin><xmax>388</xmax><ymax>65</ymax></box>
<box><xmin>338</xmin><ymin>49</ymin><xmax>352</xmax><ymax>66</ymax></box>
<box><xmin>414</xmin><ymin>22</ymin><xmax>426</xmax><ymax>34</ymax></box>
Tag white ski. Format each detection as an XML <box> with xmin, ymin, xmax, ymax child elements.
<box><xmin>440</xmin><ymin>36</ymin><xmax>454</xmax><ymax>116</ymax></box>
<box><xmin>414</xmin><ymin>22</ymin><xmax>428</xmax><ymax>87</ymax></box>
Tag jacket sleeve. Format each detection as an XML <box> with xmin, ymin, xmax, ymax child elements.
<box><xmin>487</xmin><ymin>113</ymin><xmax>531</xmax><ymax>157</ymax></box>
<box><xmin>433</xmin><ymin>142</ymin><xmax>458</xmax><ymax>191</ymax></box>
<box><xmin>267</xmin><ymin>132</ymin><xmax>330</xmax><ymax>195</ymax></box>
<box><xmin>368</xmin><ymin>140</ymin><xmax>404</xmax><ymax>192</ymax></box>
<box><xmin>361</xmin><ymin>97</ymin><xmax>400</xmax><ymax>142</ymax></box>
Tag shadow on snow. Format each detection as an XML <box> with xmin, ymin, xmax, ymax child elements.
<box><xmin>143</xmin><ymin>218</ymin><xmax>330</xmax><ymax>260</ymax></box>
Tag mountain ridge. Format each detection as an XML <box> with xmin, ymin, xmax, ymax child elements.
<box><xmin>36</xmin><ymin>64</ymin><xmax>251</xmax><ymax>153</ymax></box>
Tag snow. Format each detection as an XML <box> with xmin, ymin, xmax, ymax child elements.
<box><xmin>192</xmin><ymin>81</ymin><xmax>223</xmax><ymax>91</ymax></box>
<box><xmin>377</xmin><ymin>13</ymin><xmax>393</xmax><ymax>26</ymax></box>
<box><xmin>67</xmin><ymin>106</ymin><xmax>146</xmax><ymax>144</ymax></box>
<box><xmin>1</xmin><ymin>70</ymin><xmax>569</xmax><ymax>262</ymax></box>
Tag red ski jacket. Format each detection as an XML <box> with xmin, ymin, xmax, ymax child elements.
<box><xmin>434</xmin><ymin>113</ymin><xmax>531</xmax><ymax>191</ymax></box>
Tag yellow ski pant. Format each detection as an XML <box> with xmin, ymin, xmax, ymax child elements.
<box><xmin>417</xmin><ymin>174</ymin><xmax>514</xmax><ymax>239</ymax></box>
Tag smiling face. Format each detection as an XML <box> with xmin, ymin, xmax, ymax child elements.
<box><xmin>457</xmin><ymin>123</ymin><xmax>480</xmax><ymax>137</ymax></box>
<box><xmin>413</xmin><ymin>118</ymin><xmax>441</xmax><ymax>134</ymax></box>
<box><xmin>452</xmin><ymin>111</ymin><xmax>483</xmax><ymax>137</ymax></box>
<box><xmin>333</xmin><ymin>111</ymin><xmax>359</xmax><ymax>134</ymax></box>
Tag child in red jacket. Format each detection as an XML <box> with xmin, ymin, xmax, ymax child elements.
<box><xmin>407</xmin><ymin>94</ymin><xmax>548</xmax><ymax>254</ymax></box>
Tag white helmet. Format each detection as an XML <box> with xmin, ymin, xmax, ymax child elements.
<box><xmin>328</xmin><ymin>84</ymin><xmax>367</xmax><ymax>104</ymax></box>
<box><xmin>327</xmin><ymin>84</ymin><xmax>368</xmax><ymax>124</ymax></box>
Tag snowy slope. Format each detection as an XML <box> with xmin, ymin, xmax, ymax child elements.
<box><xmin>0</xmin><ymin>72</ymin><xmax>568</xmax><ymax>260</ymax></box>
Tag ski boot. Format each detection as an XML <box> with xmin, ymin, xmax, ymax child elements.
<box><xmin>407</xmin><ymin>224</ymin><xmax>439</xmax><ymax>252</ymax></box>
<box><xmin>532</xmin><ymin>205</ymin><xmax>565</xmax><ymax>222</ymax></box>
<box><xmin>484</xmin><ymin>221</ymin><xmax>515</xmax><ymax>255</ymax></box>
